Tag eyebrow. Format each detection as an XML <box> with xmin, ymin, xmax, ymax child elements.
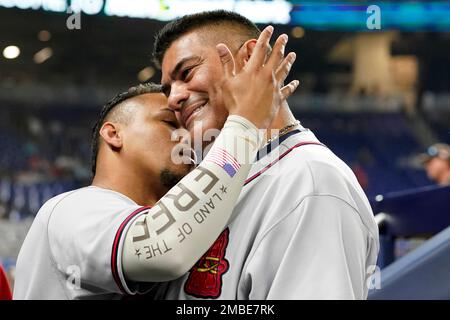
<box><xmin>170</xmin><ymin>55</ymin><xmax>201</xmax><ymax>80</ymax></box>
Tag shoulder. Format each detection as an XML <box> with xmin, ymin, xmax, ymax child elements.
<box><xmin>257</xmin><ymin>130</ymin><xmax>360</xmax><ymax>198</ymax></box>
<box><xmin>45</xmin><ymin>186</ymin><xmax>139</xmax><ymax>235</ymax></box>
<box><xmin>277</xmin><ymin>130</ymin><xmax>364</xmax><ymax>200</ymax></box>
<box><xmin>253</xmin><ymin>130</ymin><xmax>378</xmax><ymax>241</ymax></box>
<box><xmin>47</xmin><ymin>186</ymin><xmax>135</xmax><ymax>214</ymax></box>
<box><xmin>247</xmin><ymin>194</ymin><xmax>379</xmax><ymax>268</ymax></box>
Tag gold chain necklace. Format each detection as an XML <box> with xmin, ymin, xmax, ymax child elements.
<box><xmin>266</xmin><ymin>120</ymin><xmax>301</xmax><ymax>145</ymax></box>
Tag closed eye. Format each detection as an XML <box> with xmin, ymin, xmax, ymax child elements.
<box><xmin>163</xmin><ymin>120</ymin><xmax>178</xmax><ymax>129</ymax></box>
<box><xmin>181</xmin><ymin>67</ymin><xmax>193</xmax><ymax>81</ymax></box>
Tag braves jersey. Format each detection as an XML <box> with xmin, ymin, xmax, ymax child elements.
<box><xmin>160</xmin><ymin>127</ymin><xmax>380</xmax><ymax>299</ymax></box>
<box><xmin>13</xmin><ymin>115</ymin><xmax>264</xmax><ymax>300</ymax></box>
<box><xmin>14</xmin><ymin>187</ymin><xmax>148</xmax><ymax>299</ymax></box>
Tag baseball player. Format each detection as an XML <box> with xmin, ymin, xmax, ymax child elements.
<box><xmin>154</xmin><ymin>10</ymin><xmax>379</xmax><ymax>299</ymax></box>
<box><xmin>13</xmin><ymin>26</ymin><xmax>298</xmax><ymax>299</ymax></box>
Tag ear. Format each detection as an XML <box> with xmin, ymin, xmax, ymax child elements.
<box><xmin>235</xmin><ymin>39</ymin><xmax>257</xmax><ymax>68</ymax></box>
<box><xmin>99</xmin><ymin>122</ymin><xmax>123</xmax><ymax>150</ymax></box>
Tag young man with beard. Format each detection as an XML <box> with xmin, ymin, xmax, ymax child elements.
<box><xmin>155</xmin><ymin>10</ymin><xmax>379</xmax><ymax>299</ymax></box>
<box><xmin>13</xmin><ymin>25</ymin><xmax>297</xmax><ymax>299</ymax></box>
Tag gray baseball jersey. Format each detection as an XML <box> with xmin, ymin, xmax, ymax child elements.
<box><xmin>14</xmin><ymin>187</ymin><xmax>146</xmax><ymax>299</ymax></box>
<box><xmin>159</xmin><ymin>127</ymin><xmax>379</xmax><ymax>300</ymax></box>
<box><xmin>13</xmin><ymin>116</ymin><xmax>264</xmax><ymax>300</ymax></box>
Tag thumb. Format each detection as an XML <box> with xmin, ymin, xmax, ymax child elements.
<box><xmin>216</xmin><ymin>43</ymin><xmax>236</xmax><ymax>78</ymax></box>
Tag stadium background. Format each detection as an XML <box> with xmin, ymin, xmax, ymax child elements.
<box><xmin>0</xmin><ymin>0</ymin><xmax>449</xmax><ymax>299</ymax></box>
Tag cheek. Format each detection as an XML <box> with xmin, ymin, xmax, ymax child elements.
<box><xmin>139</xmin><ymin>127</ymin><xmax>172</xmax><ymax>154</ymax></box>
<box><xmin>201</xmin><ymin>66</ymin><xmax>228</xmax><ymax>119</ymax></box>
<box><xmin>186</xmin><ymin>105</ymin><xmax>228</xmax><ymax>141</ymax></box>
<box><xmin>435</xmin><ymin>161</ymin><xmax>446</xmax><ymax>172</ymax></box>
<box><xmin>146</xmin><ymin>139</ymin><xmax>177</xmax><ymax>171</ymax></box>
<box><xmin>201</xmin><ymin>108</ymin><xmax>227</xmax><ymax>130</ymax></box>
<box><xmin>192</xmin><ymin>67</ymin><xmax>218</xmax><ymax>93</ymax></box>
<box><xmin>426</xmin><ymin>161</ymin><xmax>440</xmax><ymax>174</ymax></box>
<box><xmin>159</xmin><ymin>130</ymin><xmax>184</xmax><ymax>161</ymax></box>
<box><xmin>191</xmin><ymin>58</ymin><xmax>223</xmax><ymax>93</ymax></box>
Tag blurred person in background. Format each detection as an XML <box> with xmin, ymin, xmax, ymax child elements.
<box><xmin>419</xmin><ymin>143</ymin><xmax>450</xmax><ymax>186</ymax></box>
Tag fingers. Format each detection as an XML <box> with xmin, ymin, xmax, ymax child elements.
<box><xmin>275</xmin><ymin>52</ymin><xmax>296</xmax><ymax>84</ymax></box>
<box><xmin>216</xmin><ymin>43</ymin><xmax>236</xmax><ymax>78</ymax></box>
<box><xmin>266</xmin><ymin>34</ymin><xmax>288</xmax><ymax>72</ymax></box>
<box><xmin>246</xmin><ymin>25</ymin><xmax>274</xmax><ymax>70</ymax></box>
<box><xmin>280</xmin><ymin>80</ymin><xmax>300</xmax><ymax>100</ymax></box>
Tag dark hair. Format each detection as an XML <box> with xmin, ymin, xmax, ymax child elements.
<box><xmin>90</xmin><ymin>82</ymin><xmax>162</xmax><ymax>177</ymax></box>
<box><xmin>153</xmin><ymin>10</ymin><xmax>261</xmax><ymax>67</ymax></box>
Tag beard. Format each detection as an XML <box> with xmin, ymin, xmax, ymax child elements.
<box><xmin>159</xmin><ymin>167</ymin><xmax>190</xmax><ymax>190</ymax></box>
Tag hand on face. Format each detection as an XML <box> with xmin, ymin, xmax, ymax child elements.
<box><xmin>214</xmin><ymin>25</ymin><xmax>299</xmax><ymax>129</ymax></box>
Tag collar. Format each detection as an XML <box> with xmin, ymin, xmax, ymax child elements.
<box><xmin>256</xmin><ymin>128</ymin><xmax>303</xmax><ymax>161</ymax></box>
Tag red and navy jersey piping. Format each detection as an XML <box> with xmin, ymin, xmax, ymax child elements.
<box><xmin>246</xmin><ymin>130</ymin><xmax>326</xmax><ymax>186</ymax></box>
<box><xmin>111</xmin><ymin>206</ymin><xmax>151</xmax><ymax>294</ymax></box>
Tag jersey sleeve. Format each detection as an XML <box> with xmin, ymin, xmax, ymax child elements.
<box><xmin>48</xmin><ymin>115</ymin><xmax>262</xmax><ymax>296</ymax></box>
<box><xmin>119</xmin><ymin>115</ymin><xmax>263</xmax><ymax>286</ymax></box>
<box><xmin>47</xmin><ymin>193</ymin><xmax>153</xmax><ymax>296</ymax></box>
<box><xmin>244</xmin><ymin>195</ymin><xmax>375</xmax><ymax>299</ymax></box>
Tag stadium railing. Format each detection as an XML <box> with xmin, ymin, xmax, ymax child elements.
<box><xmin>369</xmin><ymin>185</ymin><xmax>450</xmax><ymax>299</ymax></box>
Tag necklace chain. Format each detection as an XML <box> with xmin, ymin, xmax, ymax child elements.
<box><xmin>266</xmin><ymin>120</ymin><xmax>300</xmax><ymax>145</ymax></box>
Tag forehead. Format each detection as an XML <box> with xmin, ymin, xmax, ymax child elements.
<box><xmin>126</xmin><ymin>92</ymin><xmax>168</xmax><ymax>116</ymax></box>
<box><xmin>161</xmin><ymin>31</ymin><xmax>215</xmax><ymax>78</ymax></box>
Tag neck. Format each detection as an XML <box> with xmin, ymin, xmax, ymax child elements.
<box><xmin>265</xmin><ymin>101</ymin><xmax>298</xmax><ymax>141</ymax></box>
<box><xmin>92</xmin><ymin>166</ymin><xmax>166</xmax><ymax>207</ymax></box>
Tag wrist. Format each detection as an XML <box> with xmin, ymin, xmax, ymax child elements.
<box><xmin>224</xmin><ymin>115</ymin><xmax>265</xmax><ymax>149</ymax></box>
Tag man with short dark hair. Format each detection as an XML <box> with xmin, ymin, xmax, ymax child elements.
<box><xmin>14</xmin><ymin>27</ymin><xmax>297</xmax><ymax>299</ymax></box>
<box><xmin>155</xmin><ymin>10</ymin><xmax>379</xmax><ymax>299</ymax></box>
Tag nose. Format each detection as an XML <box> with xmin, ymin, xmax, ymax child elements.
<box><xmin>168</xmin><ymin>81</ymin><xmax>189</xmax><ymax>112</ymax></box>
